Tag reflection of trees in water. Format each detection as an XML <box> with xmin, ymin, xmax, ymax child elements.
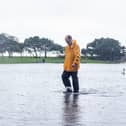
<box><xmin>62</xmin><ymin>94</ymin><xmax>81</xmax><ymax>126</ymax></box>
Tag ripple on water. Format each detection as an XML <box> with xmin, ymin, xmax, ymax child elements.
<box><xmin>53</xmin><ymin>87</ymin><xmax>125</xmax><ymax>97</ymax></box>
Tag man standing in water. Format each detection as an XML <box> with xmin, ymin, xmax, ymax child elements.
<box><xmin>62</xmin><ymin>35</ymin><xmax>80</xmax><ymax>93</ymax></box>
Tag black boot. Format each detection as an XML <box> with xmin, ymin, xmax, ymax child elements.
<box><xmin>63</xmin><ymin>87</ymin><xmax>72</xmax><ymax>93</ymax></box>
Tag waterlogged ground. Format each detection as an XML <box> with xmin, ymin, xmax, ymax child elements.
<box><xmin>0</xmin><ymin>63</ymin><xmax>126</xmax><ymax>126</ymax></box>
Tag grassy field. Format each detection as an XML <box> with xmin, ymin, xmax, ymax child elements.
<box><xmin>0</xmin><ymin>56</ymin><xmax>112</xmax><ymax>64</ymax></box>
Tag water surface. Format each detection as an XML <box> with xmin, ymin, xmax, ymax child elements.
<box><xmin>0</xmin><ymin>63</ymin><xmax>126</xmax><ymax>126</ymax></box>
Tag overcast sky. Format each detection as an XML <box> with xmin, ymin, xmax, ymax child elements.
<box><xmin>0</xmin><ymin>0</ymin><xmax>126</xmax><ymax>47</ymax></box>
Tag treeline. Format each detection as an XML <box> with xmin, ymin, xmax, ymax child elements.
<box><xmin>0</xmin><ymin>33</ymin><xmax>126</xmax><ymax>61</ymax></box>
<box><xmin>0</xmin><ymin>33</ymin><xmax>63</xmax><ymax>58</ymax></box>
<box><xmin>81</xmin><ymin>38</ymin><xmax>126</xmax><ymax>61</ymax></box>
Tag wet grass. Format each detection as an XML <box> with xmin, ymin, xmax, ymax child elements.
<box><xmin>81</xmin><ymin>58</ymin><xmax>111</xmax><ymax>64</ymax></box>
<box><xmin>0</xmin><ymin>56</ymin><xmax>111</xmax><ymax>64</ymax></box>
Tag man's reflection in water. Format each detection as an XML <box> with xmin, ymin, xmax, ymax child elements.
<box><xmin>62</xmin><ymin>94</ymin><xmax>81</xmax><ymax>126</ymax></box>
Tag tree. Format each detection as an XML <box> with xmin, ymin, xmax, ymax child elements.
<box><xmin>24</xmin><ymin>36</ymin><xmax>41</xmax><ymax>58</ymax></box>
<box><xmin>40</xmin><ymin>38</ymin><xmax>63</xmax><ymax>58</ymax></box>
<box><xmin>87</xmin><ymin>38</ymin><xmax>121</xmax><ymax>60</ymax></box>
<box><xmin>0</xmin><ymin>33</ymin><xmax>20</xmax><ymax>57</ymax></box>
<box><xmin>4</xmin><ymin>40</ymin><xmax>20</xmax><ymax>57</ymax></box>
<box><xmin>120</xmin><ymin>46</ymin><xmax>126</xmax><ymax>56</ymax></box>
<box><xmin>0</xmin><ymin>33</ymin><xmax>64</xmax><ymax>58</ymax></box>
<box><xmin>81</xmin><ymin>48</ymin><xmax>87</xmax><ymax>57</ymax></box>
<box><xmin>17</xmin><ymin>43</ymin><xmax>25</xmax><ymax>57</ymax></box>
<box><xmin>24</xmin><ymin>36</ymin><xmax>63</xmax><ymax>58</ymax></box>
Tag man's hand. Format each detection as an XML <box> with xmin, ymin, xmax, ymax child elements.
<box><xmin>72</xmin><ymin>64</ymin><xmax>76</xmax><ymax>68</ymax></box>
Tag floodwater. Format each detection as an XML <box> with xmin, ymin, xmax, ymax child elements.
<box><xmin>0</xmin><ymin>63</ymin><xmax>126</xmax><ymax>126</ymax></box>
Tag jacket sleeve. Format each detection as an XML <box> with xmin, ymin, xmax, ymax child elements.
<box><xmin>73</xmin><ymin>45</ymin><xmax>80</xmax><ymax>65</ymax></box>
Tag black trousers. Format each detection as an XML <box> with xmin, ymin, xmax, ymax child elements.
<box><xmin>62</xmin><ymin>71</ymin><xmax>79</xmax><ymax>92</ymax></box>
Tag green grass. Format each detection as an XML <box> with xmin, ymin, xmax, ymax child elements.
<box><xmin>0</xmin><ymin>56</ymin><xmax>64</xmax><ymax>64</ymax></box>
<box><xmin>0</xmin><ymin>57</ymin><xmax>41</xmax><ymax>64</ymax></box>
<box><xmin>44</xmin><ymin>57</ymin><xmax>64</xmax><ymax>63</ymax></box>
<box><xmin>0</xmin><ymin>56</ymin><xmax>112</xmax><ymax>64</ymax></box>
<box><xmin>81</xmin><ymin>58</ymin><xmax>111</xmax><ymax>64</ymax></box>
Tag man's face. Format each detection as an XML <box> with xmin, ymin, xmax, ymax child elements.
<box><xmin>65</xmin><ymin>36</ymin><xmax>72</xmax><ymax>46</ymax></box>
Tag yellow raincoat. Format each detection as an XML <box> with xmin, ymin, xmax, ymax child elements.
<box><xmin>64</xmin><ymin>40</ymin><xmax>80</xmax><ymax>72</ymax></box>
